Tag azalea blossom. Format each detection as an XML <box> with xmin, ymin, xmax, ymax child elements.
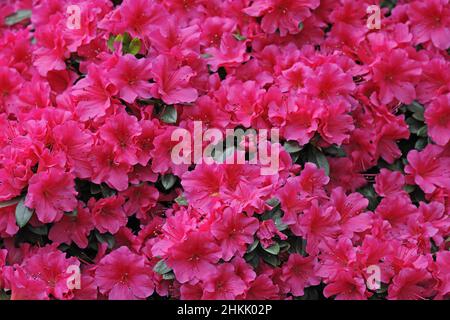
<box><xmin>95</xmin><ymin>246</ymin><xmax>154</xmax><ymax>300</ymax></box>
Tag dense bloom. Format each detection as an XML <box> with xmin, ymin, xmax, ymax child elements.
<box><xmin>425</xmin><ymin>94</ymin><xmax>450</xmax><ymax>146</ymax></box>
<box><xmin>211</xmin><ymin>207</ymin><xmax>259</xmax><ymax>261</ymax></box>
<box><xmin>243</xmin><ymin>0</ymin><xmax>320</xmax><ymax>36</ymax></box>
<box><xmin>202</xmin><ymin>263</ymin><xmax>247</xmax><ymax>300</ymax></box>
<box><xmin>167</xmin><ymin>231</ymin><xmax>221</xmax><ymax>283</ymax></box>
<box><xmin>25</xmin><ymin>168</ymin><xmax>78</xmax><ymax>223</ymax></box>
<box><xmin>371</xmin><ymin>49</ymin><xmax>422</xmax><ymax>105</ymax></box>
<box><xmin>408</xmin><ymin>0</ymin><xmax>450</xmax><ymax>50</ymax></box>
<box><xmin>48</xmin><ymin>202</ymin><xmax>94</xmax><ymax>249</ymax></box>
<box><xmin>109</xmin><ymin>54</ymin><xmax>152</xmax><ymax>103</ymax></box>
<box><xmin>405</xmin><ymin>145</ymin><xmax>450</xmax><ymax>194</ymax></box>
<box><xmin>281</xmin><ymin>254</ymin><xmax>320</xmax><ymax>296</ymax></box>
<box><xmin>95</xmin><ymin>246</ymin><xmax>154</xmax><ymax>300</ymax></box>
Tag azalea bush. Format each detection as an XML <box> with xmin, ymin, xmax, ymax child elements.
<box><xmin>0</xmin><ymin>0</ymin><xmax>449</xmax><ymax>300</ymax></box>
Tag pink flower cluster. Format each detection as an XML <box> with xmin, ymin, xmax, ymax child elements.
<box><xmin>0</xmin><ymin>0</ymin><xmax>449</xmax><ymax>300</ymax></box>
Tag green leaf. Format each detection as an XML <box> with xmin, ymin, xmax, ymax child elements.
<box><xmin>153</xmin><ymin>260</ymin><xmax>172</xmax><ymax>275</ymax></box>
<box><xmin>120</xmin><ymin>32</ymin><xmax>131</xmax><ymax>50</ymax></box>
<box><xmin>406</xmin><ymin>117</ymin><xmax>422</xmax><ymax>134</ymax></box>
<box><xmin>403</xmin><ymin>185</ymin><xmax>416</xmax><ymax>193</ymax></box>
<box><xmin>412</xmin><ymin>112</ymin><xmax>424</xmax><ymax>122</ymax></box>
<box><xmin>233</xmin><ymin>33</ymin><xmax>247</xmax><ymax>41</ymax></box>
<box><xmin>0</xmin><ymin>197</ymin><xmax>21</xmax><ymax>209</ymax></box>
<box><xmin>279</xmin><ymin>241</ymin><xmax>290</xmax><ymax>252</ymax></box>
<box><xmin>244</xmin><ymin>250</ymin><xmax>260</xmax><ymax>269</ymax></box>
<box><xmin>273</xmin><ymin>212</ymin><xmax>288</xmax><ymax>231</ymax></box>
<box><xmin>201</xmin><ymin>53</ymin><xmax>213</xmax><ymax>59</ymax></box>
<box><xmin>161</xmin><ymin>174</ymin><xmax>177</xmax><ymax>190</ymax></box>
<box><xmin>175</xmin><ymin>195</ymin><xmax>188</xmax><ymax>206</ymax></box>
<box><xmin>290</xmin><ymin>238</ymin><xmax>306</xmax><ymax>255</ymax></box>
<box><xmin>407</xmin><ymin>101</ymin><xmax>424</xmax><ymax>114</ymax></box>
<box><xmin>247</xmin><ymin>239</ymin><xmax>259</xmax><ymax>253</ymax></box>
<box><xmin>261</xmin><ymin>252</ymin><xmax>280</xmax><ymax>267</ymax></box>
<box><xmin>263</xmin><ymin>242</ymin><xmax>280</xmax><ymax>255</ymax></box>
<box><xmin>307</xmin><ymin>147</ymin><xmax>330</xmax><ymax>176</ymax></box>
<box><xmin>65</xmin><ymin>208</ymin><xmax>78</xmax><ymax>217</ymax></box>
<box><xmin>323</xmin><ymin>145</ymin><xmax>347</xmax><ymax>157</ymax></box>
<box><xmin>0</xmin><ymin>291</ymin><xmax>10</xmax><ymax>300</ymax></box>
<box><xmin>28</xmin><ymin>225</ymin><xmax>48</xmax><ymax>236</ymax></box>
<box><xmin>414</xmin><ymin>138</ymin><xmax>427</xmax><ymax>151</ymax></box>
<box><xmin>58</xmin><ymin>243</ymin><xmax>71</xmax><ymax>251</ymax></box>
<box><xmin>95</xmin><ymin>232</ymin><xmax>115</xmax><ymax>249</ymax></box>
<box><xmin>160</xmin><ymin>105</ymin><xmax>177</xmax><ymax>124</ymax></box>
<box><xmin>284</xmin><ymin>140</ymin><xmax>302</xmax><ymax>153</ymax></box>
<box><xmin>15</xmin><ymin>198</ymin><xmax>33</xmax><ymax>228</ymax></box>
<box><xmin>5</xmin><ymin>10</ymin><xmax>32</xmax><ymax>26</ymax></box>
<box><xmin>265</xmin><ymin>197</ymin><xmax>280</xmax><ymax>208</ymax></box>
<box><xmin>417</xmin><ymin>125</ymin><xmax>428</xmax><ymax>137</ymax></box>
<box><xmin>128</xmin><ymin>38</ymin><xmax>141</xmax><ymax>55</ymax></box>
<box><xmin>100</xmin><ymin>184</ymin><xmax>116</xmax><ymax>198</ymax></box>
<box><xmin>357</xmin><ymin>185</ymin><xmax>379</xmax><ymax>211</ymax></box>
<box><xmin>90</xmin><ymin>183</ymin><xmax>102</xmax><ymax>195</ymax></box>
<box><xmin>162</xmin><ymin>272</ymin><xmax>175</xmax><ymax>280</ymax></box>
<box><xmin>107</xmin><ymin>35</ymin><xmax>116</xmax><ymax>51</ymax></box>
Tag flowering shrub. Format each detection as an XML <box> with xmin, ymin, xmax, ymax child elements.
<box><xmin>0</xmin><ymin>0</ymin><xmax>449</xmax><ymax>300</ymax></box>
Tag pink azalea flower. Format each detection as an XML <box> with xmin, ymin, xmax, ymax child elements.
<box><xmin>371</xmin><ymin>49</ymin><xmax>422</xmax><ymax>104</ymax></box>
<box><xmin>150</xmin><ymin>126</ymin><xmax>190</xmax><ymax>177</ymax></box>
<box><xmin>408</xmin><ymin>0</ymin><xmax>450</xmax><ymax>50</ymax></box>
<box><xmin>89</xmin><ymin>195</ymin><xmax>127</xmax><ymax>234</ymax></box>
<box><xmin>323</xmin><ymin>271</ymin><xmax>369</xmax><ymax>300</ymax></box>
<box><xmin>211</xmin><ymin>207</ymin><xmax>259</xmax><ymax>261</ymax></box>
<box><xmin>150</xmin><ymin>55</ymin><xmax>198</xmax><ymax>104</ymax></box>
<box><xmin>0</xmin><ymin>205</ymin><xmax>19</xmax><ymax>237</ymax></box>
<box><xmin>318</xmin><ymin>102</ymin><xmax>354</xmax><ymax>145</ymax></box>
<box><xmin>375</xmin><ymin>194</ymin><xmax>418</xmax><ymax>232</ymax></box>
<box><xmin>432</xmin><ymin>251</ymin><xmax>450</xmax><ymax>299</ymax></box>
<box><xmin>304</xmin><ymin>63</ymin><xmax>355</xmax><ymax>105</ymax></box>
<box><xmin>205</xmin><ymin>33</ymin><xmax>249</xmax><ymax>72</ymax></box>
<box><xmin>291</xmin><ymin>200</ymin><xmax>341</xmax><ymax>255</ymax></box>
<box><xmin>281</xmin><ymin>254</ymin><xmax>320</xmax><ymax>296</ymax></box>
<box><xmin>91</xmin><ymin>142</ymin><xmax>131</xmax><ymax>191</ymax></box>
<box><xmin>53</xmin><ymin>120</ymin><xmax>94</xmax><ymax>178</ymax></box>
<box><xmin>21</xmin><ymin>245</ymin><xmax>80</xmax><ymax>300</ymax></box>
<box><xmin>110</xmin><ymin>54</ymin><xmax>152</xmax><ymax>103</ymax></box>
<box><xmin>257</xmin><ymin>219</ymin><xmax>287</xmax><ymax>249</ymax></box>
<box><xmin>243</xmin><ymin>0</ymin><xmax>320</xmax><ymax>36</ymax></box>
<box><xmin>425</xmin><ymin>94</ymin><xmax>450</xmax><ymax>146</ymax></box>
<box><xmin>25</xmin><ymin>168</ymin><xmax>77</xmax><ymax>224</ymax></box>
<box><xmin>374</xmin><ymin>169</ymin><xmax>406</xmax><ymax>197</ymax></box>
<box><xmin>404</xmin><ymin>145</ymin><xmax>450</xmax><ymax>194</ymax></box>
<box><xmin>72</xmin><ymin>64</ymin><xmax>118</xmax><ymax>121</ymax></box>
<box><xmin>278</xmin><ymin>62</ymin><xmax>313</xmax><ymax>92</ymax></box>
<box><xmin>416</xmin><ymin>58</ymin><xmax>450</xmax><ymax>104</ymax></box>
<box><xmin>388</xmin><ymin>268</ymin><xmax>435</xmax><ymax>300</ymax></box>
<box><xmin>245</xmin><ymin>274</ymin><xmax>279</xmax><ymax>300</ymax></box>
<box><xmin>99</xmin><ymin>112</ymin><xmax>142</xmax><ymax>166</ymax></box>
<box><xmin>167</xmin><ymin>231</ymin><xmax>221</xmax><ymax>283</ymax></box>
<box><xmin>121</xmin><ymin>184</ymin><xmax>159</xmax><ymax>219</ymax></box>
<box><xmin>181</xmin><ymin>163</ymin><xmax>224</xmax><ymax>212</ymax></box>
<box><xmin>202</xmin><ymin>263</ymin><xmax>247</xmax><ymax>300</ymax></box>
<box><xmin>330</xmin><ymin>188</ymin><xmax>372</xmax><ymax>238</ymax></box>
<box><xmin>284</xmin><ymin>98</ymin><xmax>320</xmax><ymax>145</ymax></box>
<box><xmin>4</xmin><ymin>267</ymin><xmax>49</xmax><ymax>300</ymax></box>
<box><xmin>0</xmin><ymin>66</ymin><xmax>22</xmax><ymax>114</ymax></box>
<box><xmin>95</xmin><ymin>246</ymin><xmax>154</xmax><ymax>300</ymax></box>
<box><xmin>112</xmin><ymin>0</ymin><xmax>168</xmax><ymax>38</ymax></box>
<box><xmin>48</xmin><ymin>202</ymin><xmax>94</xmax><ymax>249</ymax></box>
<box><xmin>33</xmin><ymin>25</ymin><xmax>70</xmax><ymax>76</ymax></box>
